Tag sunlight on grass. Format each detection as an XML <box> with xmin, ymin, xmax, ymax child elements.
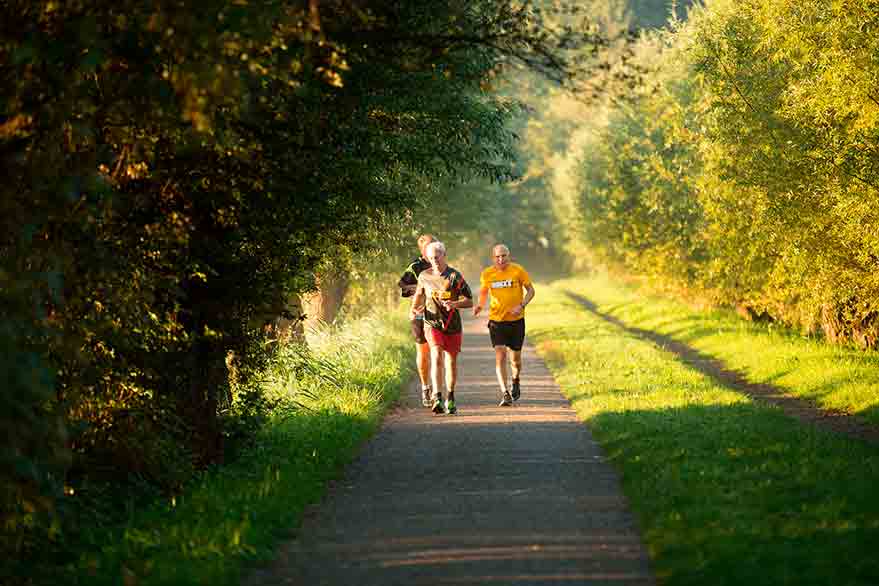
<box><xmin>527</xmin><ymin>278</ymin><xmax>879</xmax><ymax>586</ymax></box>
<box><xmin>64</xmin><ymin>311</ymin><xmax>413</xmax><ymax>586</ymax></box>
<box><xmin>553</xmin><ymin>273</ymin><xmax>879</xmax><ymax>422</ymax></box>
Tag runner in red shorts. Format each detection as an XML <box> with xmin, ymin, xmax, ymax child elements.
<box><xmin>410</xmin><ymin>241</ymin><xmax>473</xmax><ymax>414</ymax></box>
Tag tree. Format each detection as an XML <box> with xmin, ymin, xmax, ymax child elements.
<box><xmin>1</xmin><ymin>0</ymin><xmax>604</xmax><ymax>559</ymax></box>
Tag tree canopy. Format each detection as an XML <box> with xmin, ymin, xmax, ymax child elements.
<box><xmin>1</xmin><ymin>0</ymin><xmax>607</xmax><ymax>564</ymax></box>
<box><xmin>546</xmin><ymin>0</ymin><xmax>879</xmax><ymax>346</ymax></box>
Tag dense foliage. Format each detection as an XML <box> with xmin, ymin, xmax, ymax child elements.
<box><xmin>554</xmin><ymin>0</ymin><xmax>879</xmax><ymax>348</ymax></box>
<box><xmin>0</xmin><ymin>0</ymin><xmax>598</xmax><ymax>565</ymax></box>
<box><xmin>477</xmin><ymin>0</ymin><xmax>696</xmax><ymax>269</ymax></box>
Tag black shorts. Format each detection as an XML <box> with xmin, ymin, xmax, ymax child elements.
<box><xmin>411</xmin><ymin>317</ymin><xmax>427</xmax><ymax>344</ymax></box>
<box><xmin>488</xmin><ymin>318</ymin><xmax>525</xmax><ymax>351</ymax></box>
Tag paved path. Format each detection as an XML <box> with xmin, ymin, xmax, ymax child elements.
<box><xmin>245</xmin><ymin>313</ymin><xmax>655</xmax><ymax>586</ymax></box>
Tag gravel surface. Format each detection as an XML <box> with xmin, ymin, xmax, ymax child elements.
<box><xmin>244</xmin><ymin>313</ymin><xmax>655</xmax><ymax>586</ymax></box>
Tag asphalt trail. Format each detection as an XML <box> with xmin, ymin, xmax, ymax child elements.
<box><xmin>245</xmin><ymin>312</ymin><xmax>655</xmax><ymax>586</ymax></box>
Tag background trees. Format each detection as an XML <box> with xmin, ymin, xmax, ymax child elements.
<box><xmin>688</xmin><ymin>0</ymin><xmax>879</xmax><ymax>340</ymax></box>
<box><xmin>541</xmin><ymin>0</ymin><xmax>879</xmax><ymax>346</ymax></box>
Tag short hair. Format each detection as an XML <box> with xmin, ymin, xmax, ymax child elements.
<box><xmin>493</xmin><ymin>243</ymin><xmax>510</xmax><ymax>255</ymax></box>
<box><xmin>417</xmin><ymin>233</ymin><xmax>435</xmax><ymax>253</ymax></box>
<box><xmin>426</xmin><ymin>240</ymin><xmax>446</xmax><ymax>257</ymax></box>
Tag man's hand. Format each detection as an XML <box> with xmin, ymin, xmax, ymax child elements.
<box><xmin>510</xmin><ymin>303</ymin><xmax>524</xmax><ymax>317</ymax></box>
<box><xmin>475</xmin><ymin>287</ymin><xmax>489</xmax><ymax>317</ymax></box>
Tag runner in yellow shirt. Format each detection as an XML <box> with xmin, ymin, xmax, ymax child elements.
<box><xmin>473</xmin><ymin>244</ymin><xmax>535</xmax><ymax>406</ymax></box>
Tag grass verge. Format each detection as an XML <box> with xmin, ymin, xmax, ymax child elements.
<box><xmin>527</xmin><ymin>275</ymin><xmax>879</xmax><ymax>586</ymax></box>
<box><xmin>557</xmin><ymin>273</ymin><xmax>879</xmax><ymax>423</ymax></box>
<box><xmin>39</xmin><ymin>311</ymin><xmax>412</xmax><ymax>586</ymax></box>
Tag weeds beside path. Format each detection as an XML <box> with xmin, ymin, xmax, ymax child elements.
<box><xmin>20</xmin><ymin>314</ymin><xmax>413</xmax><ymax>586</ymax></box>
<box><xmin>527</xmin><ymin>275</ymin><xmax>879</xmax><ymax>586</ymax></box>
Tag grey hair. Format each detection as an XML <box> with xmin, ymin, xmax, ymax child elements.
<box><xmin>426</xmin><ymin>240</ymin><xmax>446</xmax><ymax>256</ymax></box>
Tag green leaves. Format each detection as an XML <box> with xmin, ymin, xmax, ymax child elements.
<box><xmin>1</xmin><ymin>0</ymin><xmax>596</xmax><ymax>571</ymax></box>
<box><xmin>687</xmin><ymin>0</ymin><xmax>879</xmax><ymax>334</ymax></box>
<box><xmin>551</xmin><ymin>0</ymin><xmax>879</xmax><ymax>346</ymax></box>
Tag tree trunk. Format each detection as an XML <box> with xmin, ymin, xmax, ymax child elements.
<box><xmin>185</xmin><ymin>340</ymin><xmax>227</xmax><ymax>467</ymax></box>
<box><xmin>272</xmin><ymin>294</ymin><xmax>306</xmax><ymax>343</ymax></box>
<box><xmin>303</xmin><ymin>269</ymin><xmax>350</xmax><ymax>331</ymax></box>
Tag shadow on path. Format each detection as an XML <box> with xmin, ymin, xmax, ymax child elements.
<box><xmin>564</xmin><ymin>291</ymin><xmax>879</xmax><ymax>447</ymax></box>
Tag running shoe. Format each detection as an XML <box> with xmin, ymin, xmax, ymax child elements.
<box><xmin>432</xmin><ymin>397</ymin><xmax>445</xmax><ymax>414</ymax></box>
<box><xmin>511</xmin><ymin>379</ymin><xmax>521</xmax><ymax>401</ymax></box>
<box><xmin>499</xmin><ymin>392</ymin><xmax>513</xmax><ymax>407</ymax></box>
<box><xmin>421</xmin><ymin>388</ymin><xmax>432</xmax><ymax>407</ymax></box>
<box><xmin>445</xmin><ymin>398</ymin><xmax>457</xmax><ymax>414</ymax></box>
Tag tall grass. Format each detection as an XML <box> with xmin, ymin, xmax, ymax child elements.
<box><xmin>16</xmin><ymin>311</ymin><xmax>412</xmax><ymax>586</ymax></box>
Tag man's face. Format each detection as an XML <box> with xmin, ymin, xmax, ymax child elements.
<box><xmin>493</xmin><ymin>247</ymin><xmax>510</xmax><ymax>270</ymax></box>
<box><xmin>428</xmin><ymin>248</ymin><xmax>446</xmax><ymax>270</ymax></box>
<box><xmin>419</xmin><ymin>238</ymin><xmax>434</xmax><ymax>257</ymax></box>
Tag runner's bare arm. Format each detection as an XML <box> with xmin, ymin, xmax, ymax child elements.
<box><xmin>410</xmin><ymin>283</ymin><xmax>425</xmax><ymax>319</ymax></box>
<box><xmin>511</xmin><ymin>283</ymin><xmax>536</xmax><ymax>316</ymax></box>
<box><xmin>473</xmin><ymin>286</ymin><xmax>489</xmax><ymax>316</ymax></box>
<box><xmin>524</xmin><ymin>283</ymin><xmax>535</xmax><ymax>305</ymax></box>
<box><xmin>449</xmin><ymin>295</ymin><xmax>473</xmax><ymax>310</ymax></box>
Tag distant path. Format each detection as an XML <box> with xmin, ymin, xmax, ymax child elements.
<box><xmin>245</xmin><ymin>312</ymin><xmax>655</xmax><ymax>586</ymax></box>
<box><xmin>566</xmin><ymin>291</ymin><xmax>879</xmax><ymax>447</ymax></box>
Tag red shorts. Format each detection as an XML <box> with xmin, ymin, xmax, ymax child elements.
<box><xmin>426</xmin><ymin>327</ymin><xmax>462</xmax><ymax>355</ymax></box>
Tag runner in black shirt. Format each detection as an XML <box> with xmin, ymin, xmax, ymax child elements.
<box><xmin>398</xmin><ymin>234</ymin><xmax>435</xmax><ymax>406</ymax></box>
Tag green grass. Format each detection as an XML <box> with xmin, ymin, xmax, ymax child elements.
<box><xmin>42</xmin><ymin>312</ymin><xmax>413</xmax><ymax>586</ymax></box>
<box><xmin>558</xmin><ymin>273</ymin><xmax>879</xmax><ymax>423</ymax></box>
<box><xmin>527</xmin><ymin>275</ymin><xmax>879</xmax><ymax>586</ymax></box>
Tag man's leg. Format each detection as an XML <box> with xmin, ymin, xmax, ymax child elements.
<box><xmin>495</xmin><ymin>346</ymin><xmax>512</xmax><ymax>405</ymax></box>
<box><xmin>417</xmin><ymin>342</ymin><xmax>431</xmax><ymax>386</ymax></box>
<box><xmin>443</xmin><ymin>350</ymin><xmax>458</xmax><ymax>413</ymax></box>
<box><xmin>494</xmin><ymin>346</ymin><xmax>508</xmax><ymax>391</ymax></box>
<box><xmin>413</xmin><ymin>319</ymin><xmax>432</xmax><ymax>406</ymax></box>
<box><xmin>510</xmin><ymin>349</ymin><xmax>522</xmax><ymax>379</ymax></box>
<box><xmin>444</xmin><ymin>351</ymin><xmax>458</xmax><ymax>393</ymax></box>
<box><xmin>510</xmin><ymin>349</ymin><xmax>523</xmax><ymax>400</ymax></box>
<box><xmin>509</xmin><ymin>319</ymin><xmax>526</xmax><ymax>400</ymax></box>
<box><xmin>417</xmin><ymin>341</ymin><xmax>431</xmax><ymax>405</ymax></box>
<box><xmin>429</xmin><ymin>344</ymin><xmax>446</xmax><ymax>413</ymax></box>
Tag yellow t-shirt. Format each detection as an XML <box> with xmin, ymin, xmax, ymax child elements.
<box><xmin>480</xmin><ymin>263</ymin><xmax>532</xmax><ymax>322</ymax></box>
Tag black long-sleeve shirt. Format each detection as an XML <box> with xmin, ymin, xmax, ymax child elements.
<box><xmin>398</xmin><ymin>257</ymin><xmax>431</xmax><ymax>297</ymax></box>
